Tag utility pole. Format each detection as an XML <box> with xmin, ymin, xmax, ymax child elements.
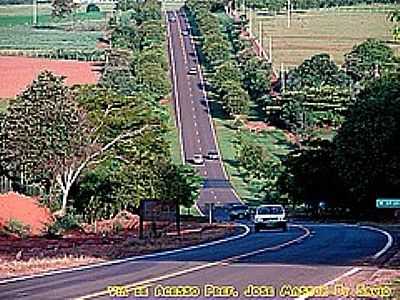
<box><xmin>32</xmin><ymin>0</ymin><xmax>38</xmax><ymax>26</ymax></box>
<box><xmin>287</xmin><ymin>0</ymin><xmax>291</xmax><ymax>28</ymax></box>
<box><xmin>269</xmin><ymin>36</ymin><xmax>272</xmax><ymax>63</ymax></box>
<box><xmin>249</xmin><ymin>8</ymin><xmax>253</xmax><ymax>36</ymax></box>
<box><xmin>259</xmin><ymin>20</ymin><xmax>263</xmax><ymax>57</ymax></box>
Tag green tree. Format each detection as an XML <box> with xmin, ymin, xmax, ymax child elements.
<box><xmin>1</xmin><ymin>73</ymin><xmax>162</xmax><ymax>216</ymax></box>
<box><xmin>388</xmin><ymin>10</ymin><xmax>400</xmax><ymax>40</ymax></box>
<box><xmin>242</xmin><ymin>56</ymin><xmax>272</xmax><ymax>100</ymax></box>
<box><xmin>278</xmin><ymin>139</ymin><xmax>345</xmax><ymax>211</ymax></box>
<box><xmin>334</xmin><ymin>73</ymin><xmax>400</xmax><ymax>212</ymax></box>
<box><xmin>51</xmin><ymin>0</ymin><xmax>78</xmax><ymax>18</ymax></box>
<box><xmin>212</xmin><ymin>61</ymin><xmax>242</xmax><ymax>94</ymax></box>
<box><xmin>343</xmin><ymin>39</ymin><xmax>397</xmax><ymax>82</ymax></box>
<box><xmin>221</xmin><ymin>82</ymin><xmax>250</xmax><ymax>116</ymax></box>
<box><xmin>287</xmin><ymin>53</ymin><xmax>350</xmax><ymax>91</ymax></box>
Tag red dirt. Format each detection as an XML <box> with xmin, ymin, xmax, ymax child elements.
<box><xmin>0</xmin><ymin>56</ymin><xmax>100</xmax><ymax>99</ymax></box>
<box><xmin>0</xmin><ymin>192</ymin><xmax>51</xmax><ymax>235</ymax></box>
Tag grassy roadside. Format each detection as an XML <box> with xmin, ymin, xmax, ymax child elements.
<box><xmin>198</xmin><ymin>12</ymin><xmax>293</xmax><ymax>206</ymax></box>
<box><xmin>211</xmin><ymin>107</ymin><xmax>292</xmax><ymax>205</ymax></box>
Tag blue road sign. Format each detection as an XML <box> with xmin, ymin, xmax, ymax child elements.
<box><xmin>376</xmin><ymin>198</ymin><xmax>400</xmax><ymax>209</ymax></box>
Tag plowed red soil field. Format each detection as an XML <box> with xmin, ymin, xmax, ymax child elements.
<box><xmin>0</xmin><ymin>56</ymin><xmax>101</xmax><ymax>99</ymax></box>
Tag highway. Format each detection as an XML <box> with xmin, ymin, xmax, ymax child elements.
<box><xmin>0</xmin><ymin>10</ymin><xmax>392</xmax><ymax>300</ymax></box>
<box><xmin>0</xmin><ymin>223</ymin><xmax>389</xmax><ymax>299</ymax></box>
<box><xmin>166</xmin><ymin>10</ymin><xmax>240</xmax><ymax>213</ymax></box>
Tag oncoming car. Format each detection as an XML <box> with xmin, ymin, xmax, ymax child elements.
<box><xmin>192</xmin><ymin>153</ymin><xmax>204</xmax><ymax>165</ymax></box>
<box><xmin>253</xmin><ymin>204</ymin><xmax>287</xmax><ymax>232</ymax></box>
<box><xmin>229</xmin><ymin>204</ymin><xmax>249</xmax><ymax>221</ymax></box>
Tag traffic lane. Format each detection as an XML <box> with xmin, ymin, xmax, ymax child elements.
<box><xmin>169</xmin><ymin>19</ymin><xmax>200</xmax><ymax>161</ymax></box>
<box><xmin>0</xmin><ymin>227</ymin><xmax>306</xmax><ymax>300</ymax></box>
<box><xmin>238</xmin><ymin>224</ymin><xmax>388</xmax><ymax>266</ymax></box>
<box><xmin>146</xmin><ymin>225</ymin><xmax>307</xmax><ymax>263</ymax></box>
<box><xmin>0</xmin><ymin>261</ymin><xmax>205</xmax><ymax>300</ymax></box>
<box><xmin>140</xmin><ymin>262</ymin><xmax>352</xmax><ymax>300</ymax></box>
<box><xmin>197</xmin><ymin>188</ymin><xmax>237</xmax><ymax>213</ymax></box>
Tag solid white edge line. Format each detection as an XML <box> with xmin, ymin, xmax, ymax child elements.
<box><xmin>0</xmin><ymin>224</ymin><xmax>250</xmax><ymax>285</ymax></box>
<box><xmin>183</xmin><ymin>11</ymin><xmax>245</xmax><ymax>205</ymax></box>
<box><xmin>295</xmin><ymin>223</ymin><xmax>393</xmax><ymax>300</ymax></box>
<box><xmin>167</xmin><ymin>12</ymin><xmax>185</xmax><ymax>164</ymax></box>
<box><xmin>77</xmin><ymin>223</ymin><xmax>310</xmax><ymax>300</ymax></box>
<box><xmin>360</xmin><ymin>225</ymin><xmax>393</xmax><ymax>259</ymax></box>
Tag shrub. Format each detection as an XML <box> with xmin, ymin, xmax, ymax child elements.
<box><xmin>46</xmin><ymin>212</ymin><xmax>82</xmax><ymax>237</ymax></box>
<box><xmin>4</xmin><ymin>219</ymin><xmax>31</xmax><ymax>238</ymax></box>
<box><xmin>87</xmin><ymin>4</ymin><xmax>100</xmax><ymax>13</ymax></box>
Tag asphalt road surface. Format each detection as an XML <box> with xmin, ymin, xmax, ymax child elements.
<box><xmin>166</xmin><ymin>10</ymin><xmax>240</xmax><ymax>214</ymax></box>
<box><xmin>0</xmin><ymin>223</ymin><xmax>389</xmax><ymax>299</ymax></box>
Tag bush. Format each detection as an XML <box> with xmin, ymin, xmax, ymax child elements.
<box><xmin>86</xmin><ymin>4</ymin><xmax>100</xmax><ymax>13</ymax></box>
<box><xmin>46</xmin><ymin>212</ymin><xmax>82</xmax><ymax>237</ymax></box>
<box><xmin>4</xmin><ymin>219</ymin><xmax>31</xmax><ymax>238</ymax></box>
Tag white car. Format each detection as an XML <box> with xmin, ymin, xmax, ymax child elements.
<box><xmin>188</xmin><ymin>66</ymin><xmax>197</xmax><ymax>75</ymax></box>
<box><xmin>253</xmin><ymin>204</ymin><xmax>287</xmax><ymax>232</ymax></box>
<box><xmin>192</xmin><ymin>153</ymin><xmax>204</xmax><ymax>165</ymax></box>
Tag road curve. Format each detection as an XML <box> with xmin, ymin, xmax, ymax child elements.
<box><xmin>167</xmin><ymin>10</ymin><xmax>241</xmax><ymax>214</ymax></box>
<box><xmin>0</xmin><ymin>223</ymin><xmax>389</xmax><ymax>299</ymax></box>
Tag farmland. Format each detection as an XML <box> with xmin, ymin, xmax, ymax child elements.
<box><xmin>0</xmin><ymin>56</ymin><xmax>100</xmax><ymax>99</ymax></box>
<box><xmin>250</xmin><ymin>7</ymin><xmax>396</xmax><ymax>69</ymax></box>
<box><xmin>0</xmin><ymin>4</ymin><xmax>110</xmax><ymax>52</ymax></box>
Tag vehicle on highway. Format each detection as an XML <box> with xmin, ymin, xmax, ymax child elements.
<box><xmin>207</xmin><ymin>150</ymin><xmax>219</xmax><ymax>160</ymax></box>
<box><xmin>192</xmin><ymin>153</ymin><xmax>204</xmax><ymax>165</ymax></box>
<box><xmin>181</xmin><ymin>30</ymin><xmax>189</xmax><ymax>36</ymax></box>
<box><xmin>169</xmin><ymin>16</ymin><xmax>176</xmax><ymax>22</ymax></box>
<box><xmin>229</xmin><ymin>204</ymin><xmax>250</xmax><ymax>221</ymax></box>
<box><xmin>253</xmin><ymin>204</ymin><xmax>287</xmax><ymax>232</ymax></box>
<box><xmin>188</xmin><ymin>66</ymin><xmax>197</xmax><ymax>75</ymax></box>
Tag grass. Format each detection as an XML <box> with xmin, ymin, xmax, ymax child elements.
<box><xmin>0</xmin><ymin>4</ymin><xmax>110</xmax><ymax>51</ymax></box>
<box><xmin>166</xmin><ymin>100</ymin><xmax>182</xmax><ymax>164</ymax></box>
<box><xmin>208</xmin><ymin>98</ymin><xmax>292</xmax><ymax>205</ymax></box>
<box><xmin>0</xmin><ymin>26</ymin><xmax>102</xmax><ymax>51</ymax></box>
<box><xmin>249</xmin><ymin>7</ymin><xmax>397</xmax><ymax>69</ymax></box>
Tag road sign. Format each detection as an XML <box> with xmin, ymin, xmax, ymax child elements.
<box><xmin>141</xmin><ymin>200</ymin><xmax>176</xmax><ymax>222</ymax></box>
<box><xmin>376</xmin><ymin>198</ymin><xmax>400</xmax><ymax>208</ymax></box>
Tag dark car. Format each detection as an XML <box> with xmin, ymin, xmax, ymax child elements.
<box><xmin>207</xmin><ymin>150</ymin><xmax>219</xmax><ymax>160</ymax></box>
<box><xmin>229</xmin><ymin>204</ymin><xmax>249</xmax><ymax>221</ymax></box>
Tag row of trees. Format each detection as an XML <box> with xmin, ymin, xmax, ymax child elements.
<box><xmin>0</xmin><ymin>0</ymin><xmax>202</xmax><ymax>223</ymax></box>
<box><xmin>279</xmin><ymin>72</ymin><xmax>400</xmax><ymax>215</ymax></box>
<box><xmin>263</xmin><ymin>40</ymin><xmax>398</xmax><ymax>134</ymax></box>
<box><xmin>186</xmin><ymin>0</ymin><xmax>251</xmax><ymax>117</ymax></box>
<box><xmin>186</xmin><ymin>0</ymin><xmax>272</xmax><ymax>118</ymax></box>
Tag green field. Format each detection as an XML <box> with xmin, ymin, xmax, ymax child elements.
<box><xmin>249</xmin><ymin>7</ymin><xmax>397</xmax><ymax>69</ymax></box>
<box><xmin>0</xmin><ymin>4</ymin><xmax>112</xmax><ymax>51</ymax></box>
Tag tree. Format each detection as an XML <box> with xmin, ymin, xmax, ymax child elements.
<box><xmin>242</xmin><ymin>56</ymin><xmax>272</xmax><ymax>100</ymax></box>
<box><xmin>159</xmin><ymin>164</ymin><xmax>203</xmax><ymax>208</ymax></box>
<box><xmin>51</xmin><ymin>0</ymin><xmax>78</xmax><ymax>18</ymax></box>
<box><xmin>1</xmin><ymin>73</ymin><xmax>161</xmax><ymax>215</ymax></box>
<box><xmin>343</xmin><ymin>39</ymin><xmax>397</xmax><ymax>82</ymax></box>
<box><xmin>334</xmin><ymin>73</ymin><xmax>400</xmax><ymax>212</ymax></box>
<box><xmin>278</xmin><ymin>139</ymin><xmax>346</xmax><ymax>211</ymax></box>
<box><xmin>221</xmin><ymin>82</ymin><xmax>250</xmax><ymax>116</ymax></box>
<box><xmin>287</xmin><ymin>53</ymin><xmax>351</xmax><ymax>91</ymax></box>
<box><xmin>212</xmin><ymin>61</ymin><xmax>242</xmax><ymax>94</ymax></box>
<box><xmin>388</xmin><ymin>10</ymin><xmax>400</xmax><ymax>40</ymax></box>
